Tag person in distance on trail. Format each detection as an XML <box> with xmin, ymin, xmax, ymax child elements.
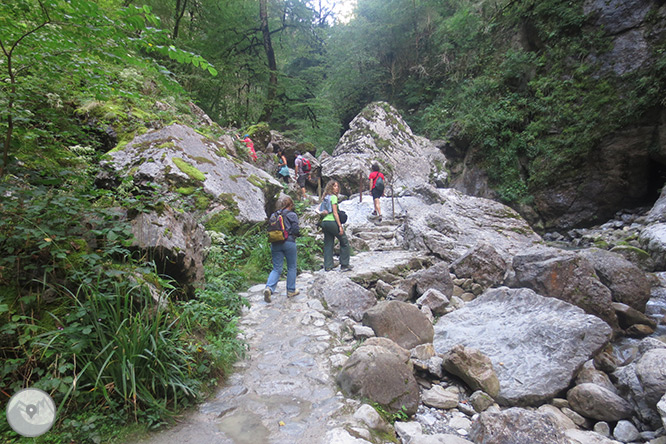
<box><xmin>368</xmin><ymin>163</ymin><xmax>385</xmax><ymax>223</ymax></box>
<box><xmin>275</xmin><ymin>147</ymin><xmax>290</xmax><ymax>183</ymax></box>
<box><xmin>237</xmin><ymin>133</ymin><xmax>258</xmax><ymax>162</ymax></box>
<box><xmin>263</xmin><ymin>195</ymin><xmax>300</xmax><ymax>303</ymax></box>
<box><xmin>294</xmin><ymin>151</ymin><xmax>309</xmax><ymax>200</ymax></box>
<box><xmin>320</xmin><ymin>180</ymin><xmax>352</xmax><ymax>272</ymax></box>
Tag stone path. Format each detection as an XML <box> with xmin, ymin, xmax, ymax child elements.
<box><xmin>129</xmin><ymin>271</ymin><xmax>362</xmax><ymax>444</ymax></box>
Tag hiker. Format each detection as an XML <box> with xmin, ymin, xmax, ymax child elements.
<box><xmin>238</xmin><ymin>134</ymin><xmax>258</xmax><ymax>162</ymax></box>
<box><xmin>263</xmin><ymin>195</ymin><xmax>300</xmax><ymax>303</ymax></box>
<box><xmin>294</xmin><ymin>151</ymin><xmax>310</xmax><ymax>200</ymax></box>
<box><xmin>276</xmin><ymin>148</ymin><xmax>290</xmax><ymax>183</ymax></box>
<box><xmin>320</xmin><ymin>180</ymin><xmax>352</xmax><ymax>272</ymax></box>
<box><xmin>368</xmin><ymin>163</ymin><xmax>385</xmax><ymax>222</ymax></box>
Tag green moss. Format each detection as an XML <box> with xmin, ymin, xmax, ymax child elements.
<box><xmin>176</xmin><ymin>187</ymin><xmax>197</xmax><ymax>195</ymax></box>
<box><xmin>195</xmin><ymin>195</ymin><xmax>211</xmax><ymax>210</ymax></box>
<box><xmin>205</xmin><ymin>210</ymin><xmax>241</xmax><ymax>234</ymax></box>
<box><xmin>247</xmin><ymin>174</ymin><xmax>266</xmax><ymax>189</ymax></box>
<box><xmin>173</xmin><ymin>157</ymin><xmax>206</xmax><ymax>181</ymax></box>
<box><xmin>191</xmin><ymin>156</ymin><xmax>215</xmax><ymax>165</ymax></box>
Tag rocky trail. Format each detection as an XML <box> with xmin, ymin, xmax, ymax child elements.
<box><xmin>130</xmin><ymin>269</ymin><xmax>364</xmax><ymax>444</ymax></box>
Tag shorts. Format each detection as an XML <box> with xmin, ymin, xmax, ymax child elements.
<box><xmin>371</xmin><ymin>187</ymin><xmax>383</xmax><ymax>199</ymax></box>
<box><xmin>297</xmin><ymin>174</ymin><xmax>307</xmax><ymax>188</ymax></box>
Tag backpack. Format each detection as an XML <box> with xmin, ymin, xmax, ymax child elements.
<box><xmin>267</xmin><ymin>210</ymin><xmax>289</xmax><ymax>243</ymax></box>
<box><xmin>300</xmin><ymin>157</ymin><xmax>311</xmax><ymax>173</ymax></box>
<box><xmin>374</xmin><ymin>176</ymin><xmax>385</xmax><ymax>193</ymax></box>
<box><xmin>319</xmin><ymin>195</ymin><xmax>333</xmax><ymax>214</ymax></box>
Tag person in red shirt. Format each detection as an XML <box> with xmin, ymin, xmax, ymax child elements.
<box><xmin>238</xmin><ymin>134</ymin><xmax>258</xmax><ymax>161</ymax></box>
<box><xmin>368</xmin><ymin>163</ymin><xmax>385</xmax><ymax>222</ymax></box>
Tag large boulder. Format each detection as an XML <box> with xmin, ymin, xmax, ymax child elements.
<box><xmin>130</xmin><ymin>206</ymin><xmax>210</xmax><ymax>296</ymax></box>
<box><xmin>433</xmin><ymin>287</ymin><xmax>612</xmax><ymax>406</ymax></box>
<box><xmin>578</xmin><ymin>248</ymin><xmax>651</xmax><ymax>312</ymax></box>
<box><xmin>401</xmin><ymin>187</ymin><xmax>542</xmax><ymax>263</ymax></box>
<box><xmin>450</xmin><ymin>241</ymin><xmax>509</xmax><ymax>288</ymax></box>
<box><xmin>336</xmin><ymin>340</ymin><xmax>420</xmax><ymax>415</ymax></box>
<box><xmin>509</xmin><ymin>246</ymin><xmax>620</xmax><ymax>331</ymax></box>
<box><xmin>362</xmin><ymin>300</ymin><xmax>434</xmax><ymax>350</ymax></box>
<box><xmin>320</xmin><ymin>102</ymin><xmax>447</xmax><ymax>196</ymax></box>
<box><xmin>99</xmin><ymin>124</ymin><xmax>282</xmax><ymax>224</ymax></box>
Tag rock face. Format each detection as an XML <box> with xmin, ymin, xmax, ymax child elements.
<box><xmin>336</xmin><ymin>340</ymin><xmax>420</xmax><ymax>415</ymax></box>
<box><xmin>320</xmin><ymin>102</ymin><xmax>447</xmax><ymax>196</ymax></box>
<box><xmin>433</xmin><ymin>287</ymin><xmax>612</xmax><ymax>406</ymax></box>
<box><xmin>100</xmin><ymin>124</ymin><xmax>282</xmax><ymax>224</ymax></box>
<box><xmin>444</xmin><ymin>0</ymin><xmax>666</xmax><ymax>231</ymax></box>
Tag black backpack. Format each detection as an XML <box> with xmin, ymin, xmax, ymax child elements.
<box><xmin>374</xmin><ymin>176</ymin><xmax>385</xmax><ymax>193</ymax></box>
<box><xmin>267</xmin><ymin>210</ymin><xmax>289</xmax><ymax>243</ymax></box>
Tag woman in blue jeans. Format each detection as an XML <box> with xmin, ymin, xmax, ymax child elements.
<box><xmin>320</xmin><ymin>180</ymin><xmax>352</xmax><ymax>271</ymax></box>
<box><xmin>263</xmin><ymin>196</ymin><xmax>300</xmax><ymax>303</ymax></box>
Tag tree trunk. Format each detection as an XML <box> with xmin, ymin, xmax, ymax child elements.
<box><xmin>258</xmin><ymin>0</ymin><xmax>278</xmax><ymax>122</ymax></box>
<box><xmin>173</xmin><ymin>0</ymin><xmax>188</xmax><ymax>39</ymax></box>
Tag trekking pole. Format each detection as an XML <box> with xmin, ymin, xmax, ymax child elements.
<box><xmin>391</xmin><ymin>179</ymin><xmax>395</xmax><ymax>220</ymax></box>
<box><xmin>318</xmin><ymin>167</ymin><xmax>322</xmax><ymax>199</ymax></box>
<box><xmin>359</xmin><ymin>171</ymin><xmax>363</xmax><ymax>203</ymax></box>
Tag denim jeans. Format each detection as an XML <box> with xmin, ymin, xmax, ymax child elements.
<box><xmin>321</xmin><ymin>220</ymin><xmax>350</xmax><ymax>270</ymax></box>
<box><xmin>265</xmin><ymin>240</ymin><xmax>297</xmax><ymax>293</ymax></box>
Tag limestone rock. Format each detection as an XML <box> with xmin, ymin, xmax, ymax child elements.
<box><xmin>510</xmin><ymin>246</ymin><xmax>619</xmax><ymax>331</ymax></box>
<box><xmin>567</xmin><ymin>383</ymin><xmax>633</xmax><ymax>421</ymax></box>
<box><xmin>469</xmin><ymin>407</ymin><xmax>569</xmax><ymax>444</ymax></box>
<box><xmin>450</xmin><ymin>242</ymin><xmax>508</xmax><ymax>288</ymax></box>
<box><xmin>336</xmin><ymin>341</ymin><xmax>420</xmax><ymax>415</ymax></box>
<box><xmin>310</xmin><ymin>273</ymin><xmax>376</xmax><ymax>321</ymax></box>
<box><xmin>434</xmin><ymin>287</ymin><xmax>612</xmax><ymax>406</ymax></box>
<box><xmin>320</xmin><ymin>102</ymin><xmax>447</xmax><ymax>196</ymax></box>
<box><xmin>442</xmin><ymin>345</ymin><xmax>500</xmax><ymax>398</ymax></box>
<box><xmin>130</xmin><ymin>206</ymin><xmax>210</xmax><ymax>296</ymax></box>
<box><xmin>362</xmin><ymin>300</ymin><xmax>434</xmax><ymax>349</ymax></box>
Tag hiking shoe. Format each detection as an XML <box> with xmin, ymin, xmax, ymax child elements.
<box><xmin>263</xmin><ymin>287</ymin><xmax>272</xmax><ymax>303</ymax></box>
<box><xmin>287</xmin><ymin>289</ymin><xmax>300</xmax><ymax>298</ymax></box>
<box><xmin>371</xmin><ymin>211</ymin><xmax>377</xmax><ymax>216</ymax></box>
<box><xmin>341</xmin><ymin>265</ymin><xmax>354</xmax><ymax>271</ymax></box>
<box><xmin>377</xmin><ymin>216</ymin><xmax>382</xmax><ymax>223</ymax></box>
